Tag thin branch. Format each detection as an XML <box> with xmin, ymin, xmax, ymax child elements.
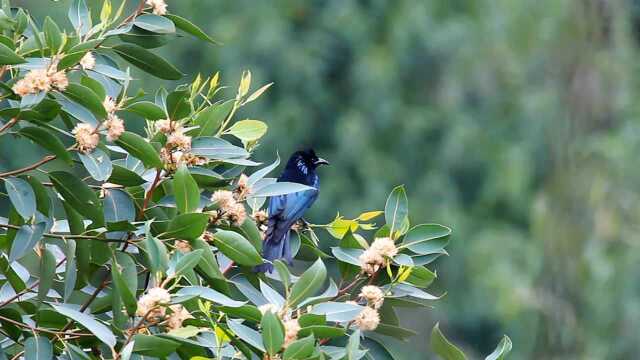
<box><xmin>0</xmin><ymin>258</ymin><xmax>67</xmax><ymax>308</ymax></box>
<box><xmin>139</xmin><ymin>169</ymin><xmax>162</xmax><ymax>218</ymax></box>
<box><xmin>0</xmin><ymin>314</ymin><xmax>93</xmax><ymax>337</ymax></box>
<box><xmin>0</xmin><ymin>155</ymin><xmax>56</xmax><ymax>178</ymax></box>
<box><xmin>0</xmin><ymin>224</ymin><xmax>134</xmax><ymax>243</ymax></box>
<box><xmin>0</xmin><ymin>117</ymin><xmax>18</xmax><ymax>134</ymax></box>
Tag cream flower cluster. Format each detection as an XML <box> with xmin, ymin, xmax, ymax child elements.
<box><xmin>210</xmin><ymin>190</ymin><xmax>247</xmax><ymax>227</ymax></box>
<box><xmin>146</xmin><ymin>0</ymin><xmax>168</xmax><ymax>15</ymax></box>
<box><xmin>283</xmin><ymin>319</ymin><xmax>301</xmax><ymax>348</ymax></box>
<box><xmin>12</xmin><ymin>67</ymin><xmax>69</xmax><ymax>97</ymax></box>
<box><xmin>73</xmin><ymin>123</ymin><xmax>99</xmax><ymax>154</ymax></box>
<box><xmin>235</xmin><ymin>174</ymin><xmax>253</xmax><ymax>199</ymax></box>
<box><xmin>359</xmin><ymin>237</ymin><xmax>398</xmax><ymax>276</ymax></box>
<box><xmin>353</xmin><ymin>306</ymin><xmax>380</xmax><ymax>331</ymax></box>
<box><xmin>156</xmin><ymin>120</ymin><xmax>206</xmax><ymax>171</ymax></box>
<box><xmin>80</xmin><ymin>52</ymin><xmax>96</xmax><ymax>70</ymax></box>
<box><xmin>102</xmin><ymin>96</ymin><xmax>125</xmax><ymax>142</ymax></box>
<box><xmin>359</xmin><ymin>285</ymin><xmax>385</xmax><ymax>309</ymax></box>
<box><xmin>136</xmin><ymin>287</ymin><xmax>171</xmax><ymax>319</ymax></box>
<box><xmin>166</xmin><ymin>304</ymin><xmax>193</xmax><ymax>330</ymax></box>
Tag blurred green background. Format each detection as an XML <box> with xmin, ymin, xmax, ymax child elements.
<box><xmin>4</xmin><ymin>0</ymin><xmax>640</xmax><ymax>358</ymax></box>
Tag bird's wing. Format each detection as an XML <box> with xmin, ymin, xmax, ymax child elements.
<box><xmin>267</xmin><ymin>188</ymin><xmax>318</xmax><ymax>239</ymax></box>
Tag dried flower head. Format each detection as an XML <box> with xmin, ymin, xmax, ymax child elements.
<box><xmin>166</xmin><ymin>304</ymin><xmax>193</xmax><ymax>330</ymax></box>
<box><xmin>211</xmin><ymin>190</ymin><xmax>235</xmax><ymax>209</ymax></box>
<box><xmin>370</xmin><ymin>237</ymin><xmax>398</xmax><ymax>258</ymax></box>
<box><xmin>174</xmin><ymin>240</ymin><xmax>192</xmax><ymax>253</ymax></box>
<box><xmin>104</xmin><ymin>114</ymin><xmax>125</xmax><ymax>142</ymax></box>
<box><xmin>146</xmin><ymin>0</ymin><xmax>168</xmax><ymax>15</ymax></box>
<box><xmin>227</xmin><ymin>202</ymin><xmax>247</xmax><ymax>227</ymax></box>
<box><xmin>359</xmin><ymin>248</ymin><xmax>386</xmax><ymax>276</ymax></box>
<box><xmin>283</xmin><ymin>319</ymin><xmax>301</xmax><ymax>348</ymax></box>
<box><xmin>166</xmin><ymin>131</ymin><xmax>191</xmax><ymax>151</ymax></box>
<box><xmin>49</xmin><ymin>71</ymin><xmax>69</xmax><ymax>91</ymax></box>
<box><xmin>235</xmin><ymin>174</ymin><xmax>252</xmax><ymax>198</ymax></box>
<box><xmin>136</xmin><ymin>287</ymin><xmax>171</xmax><ymax>319</ymax></box>
<box><xmin>359</xmin><ymin>285</ymin><xmax>384</xmax><ymax>309</ymax></box>
<box><xmin>80</xmin><ymin>52</ymin><xmax>96</xmax><ymax>70</ymax></box>
<box><xmin>156</xmin><ymin>119</ymin><xmax>178</xmax><ymax>134</ymax></box>
<box><xmin>354</xmin><ymin>306</ymin><xmax>380</xmax><ymax>331</ymax></box>
<box><xmin>253</xmin><ymin>210</ymin><xmax>268</xmax><ymax>226</ymax></box>
<box><xmin>73</xmin><ymin>123</ymin><xmax>99</xmax><ymax>154</ymax></box>
<box><xmin>202</xmin><ymin>231</ymin><xmax>214</xmax><ymax>243</ymax></box>
<box><xmin>103</xmin><ymin>96</ymin><xmax>118</xmax><ymax>114</ymax></box>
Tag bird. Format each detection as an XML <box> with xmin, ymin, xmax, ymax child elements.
<box><xmin>256</xmin><ymin>149</ymin><xmax>329</xmax><ymax>272</ymax></box>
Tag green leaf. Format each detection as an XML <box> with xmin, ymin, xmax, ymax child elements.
<box><xmin>346</xmin><ymin>329</ymin><xmax>361</xmax><ymax>360</ymax></box>
<box><xmin>113</xmin><ymin>43</ymin><xmax>183</xmax><ymax>80</ymax></box>
<box><xmin>103</xmin><ymin>189</ymin><xmax>135</xmax><ymax>224</ymax></box>
<box><xmin>174</xmin><ymin>248</ymin><xmax>204</xmax><ymax>277</ymax></box>
<box><xmin>112</xmin><ymin>253</ymin><xmax>138</xmax><ymax>316</ymax></box>
<box><xmin>311</xmin><ymin>302</ymin><xmax>363</xmax><ymax>322</ymax></box>
<box><xmin>124</xmin><ymin>101</ymin><xmax>166</xmax><ymax>120</ymax></box>
<box><xmin>51</xmin><ymin>303</ymin><xmax>117</xmax><ymax>347</ymax></box>
<box><xmin>251</xmin><ymin>182</ymin><xmax>316</xmax><ymax>198</ymax></box>
<box><xmin>164</xmin><ymin>14</ymin><xmax>220</xmax><ymax>45</ymax></box>
<box><xmin>191</xmin><ymin>237</ymin><xmax>225</xmax><ymax>280</ymax></box>
<box><xmin>59</xmin><ymin>51</ymin><xmax>88</xmax><ymax>70</ymax></box>
<box><xmin>68</xmin><ymin>0</ymin><xmax>91</xmax><ymax>35</ymax></box>
<box><xmin>63</xmin><ymin>240</ymin><xmax>77</xmax><ymax>302</ymax></box>
<box><xmin>132</xmin><ymin>334</ymin><xmax>181</xmax><ymax>357</ymax></box>
<box><xmin>227</xmin><ymin>319</ymin><xmax>266</xmax><ymax>352</ymax></box>
<box><xmin>261</xmin><ymin>310</ymin><xmax>285</xmax><ymax>355</ymax></box>
<box><xmin>166</xmin><ymin>89</ymin><xmax>191</xmax><ymax>120</ymax></box>
<box><xmin>173</xmin><ymin>164</ymin><xmax>200</xmax><ymax>214</ymax></box>
<box><xmin>4</xmin><ymin>177</ymin><xmax>36</xmax><ymax>220</ymax></box>
<box><xmin>405</xmin><ymin>265</ymin><xmax>436</xmax><ymax>288</ymax></box>
<box><xmin>108</xmin><ymin>165</ymin><xmax>146</xmax><ymax>186</ymax></box>
<box><xmin>226</xmin><ymin>119</ymin><xmax>268</xmax><ymax>142</ymax></box>
<box><xmin>9</xmin><ymin>223</ymin><xmax>45</xmax><ymax>262</ymax></box>
<box><xmin>24</xmin><ymin>336</ymin><xmax>53</xmax><ymax>360</ymax></box>
<box><xmin>176</xmin><ymin>286</ymin><xmax>245</xmax><ymax>307</ymax></box>
<box><xmin>22</xmin><ymin>175</ymin><xmax>50</xmax><ymax>216</ymax></box>
<box><xmin>37</xmin><ymin>247</ymin><xmax>56</xmax><ymax>301</ymax></box>
<box><xmin>331</xmin><ymin>247</ymin><xmax>364</xmax><ymax>267</ymax></box>
<box><xmin>401</xmin><ymin>224</ymin><xmax>451</xmax><ymax>255</ymax></box>
<box><xmin>49</xmin><ymin>171</ymin><xmax>103</xmax><ymax>226</ymax></box>
<box><xmin>298</xmin><ymin>325</ymin><xmax>345</xmax><ymax>339</ymax></box>
<box><xmin>192</xmin><ymin>100</ymin><xmax>233</xmax><ymax>136</ymax></box>
<box><xmin>0</xmin><ymin>42</ymin><xmax>25</xmax><ymax>65</ymax></box>
<box><xmin>18</xmin><ymin>126</ymin><xmax>73</xmax><ymax>164</ymax></box>
<box><xmin>134</xmin><ymin>14</ymin><xmax>175</xmax><ymax>34</ymax></box>
<box><xmin>213</xmin><ymin>230</ymin><xmax>263</xmax><ymax>266</ymax></box>
<box><xmin>115</xmin><ymin>131</ymin><xmax>163</xmax><ymax>169</ymax></box>
<box><xmin>0</xmin><ymin>256</ymin><xmax>26</xmax><ymax>293</ymax></box>
<box><xmin>485</xmin><ymin>336</ymin><xmax>512</xmax><ymax>360</ymax></box>
<box><xmin>289</xmin><ymin>258</ymin><xmax>327</xmax><ymax>307</ymax></box>
<box><xmin>64</xmin><ymin>83</ymin><xmax>108</xmax><ymax>119</ymax></box>
<box><xmin>162</xmin><ymin>213</ymin><xmax>209</xmax><ymax>240</ymax></box>
<box><xmin>274</xmin><ymin>260</ymin><xmax>292</xmax><ymax>290</ymax></box>
<box><xmin>283</xmin><ymin>335</ymin><xmax>315</xmax><ymax>360</ymax></box>
<box><xmin>430</xmin><ymin>323</ymin><xmax>467</xmax><ymax>360</ymax></box>
<box><xmin>374</xmin><ymin>323</ymin><xmax>418</xmax><ymax>340</ymax></box>
<box><xmin>143</xmin><ymin>224</ymin><xmax>169</xmax><ymax>274</ymax></box>
<box><xmin>79</xmin><ymin>148</ymin><xmax>113</xmax><ymax>182</ymax></box>
<box><xmin>43</xmin><ymin>17</ymin><xmax>62</xmax><ymax>52</ymax></box>
<box><xmin>385</xmin><ymin>185</ymin><xmax>409</xmax><ymax>238</ymax></box>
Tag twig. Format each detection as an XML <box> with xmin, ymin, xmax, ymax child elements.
<box><xmin>0</xmin><ymin>314</ymin><xmax>93</xmax><ymax>337</ymax></box>
<box><xmin>139</xmin><ymin>169</ymin><xmax>162</xmax><ymax>218</ymax></box>
<box><xmin>0</xmin><ymin>224</ymin><xmax>134</xmax><ymax>243</ymax></box>
<box><xmin>0</xmin><ymin>117</ymin><xmax>18</xmax><ymax>134</ymax></box>
<box><xmin>0</xmin><ymin>257</ymin><xmax>67</xmax><ymax>308</ymax></box>
<box><xmin>0</xmin><ymin>155</ymin><xmax>56</xmax><ymax>178</ymax></box>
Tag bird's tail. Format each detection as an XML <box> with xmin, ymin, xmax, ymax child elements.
<box><xmin>255</xmin><ymin>220</ymin><xmax>292</xmax><ymax>273</ymax></box>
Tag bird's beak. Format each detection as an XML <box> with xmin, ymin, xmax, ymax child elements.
<box><xmin>314</xmin><ymin>158</ymin><xmax>330</xmax><ymax>166</ymax></box>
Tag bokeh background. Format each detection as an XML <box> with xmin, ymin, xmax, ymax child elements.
<box><xmin>4</xmin><ymin>0</ymin><xmax>640</xmax><ymax>358</ymax></box>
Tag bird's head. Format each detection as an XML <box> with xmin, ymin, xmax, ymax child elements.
<box><xmin>289</xmin><ymin>149</ymin><xmax>329</xmax><ymax>173</ymax></box>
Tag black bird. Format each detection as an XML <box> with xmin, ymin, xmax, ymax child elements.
<box><xmin>256</xmin><ymin>149</ymin><xmax>329</xmax><ymax>272</ymax></box>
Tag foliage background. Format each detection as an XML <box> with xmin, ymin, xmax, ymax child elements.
<box><xmin>3</xmin><ymin>0</ymin><xmax>640</xmax><ymax>358</ymax></box>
